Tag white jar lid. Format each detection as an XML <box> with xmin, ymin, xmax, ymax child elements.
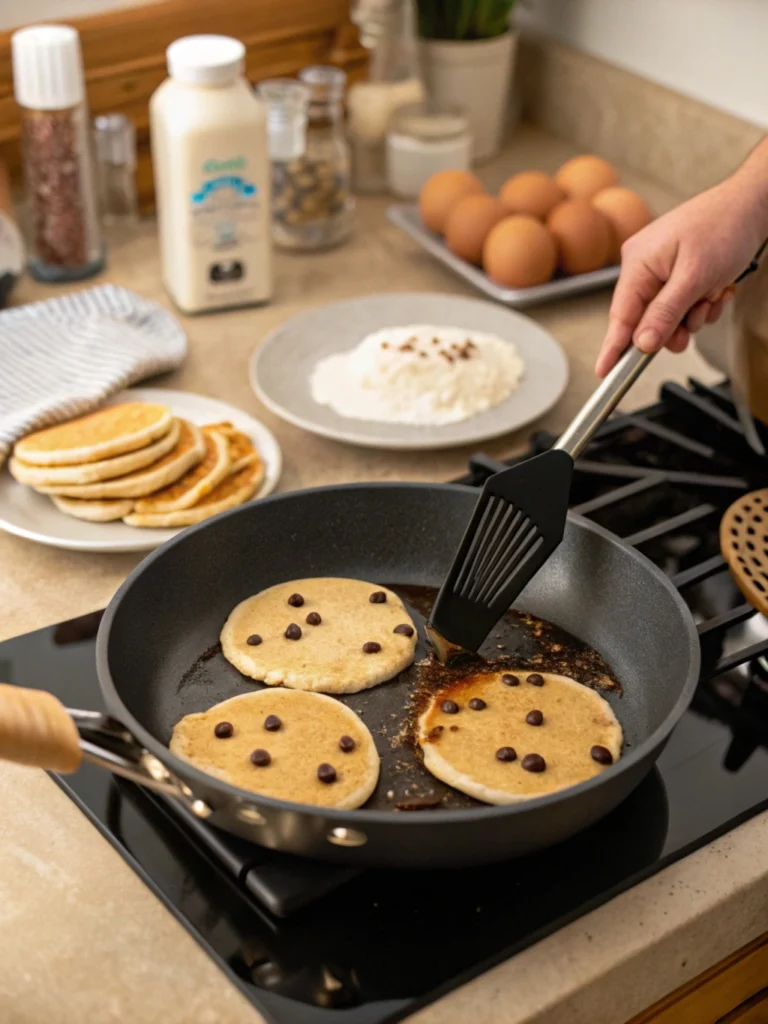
<box><xmin>167</xmin><ymin>35</ymin><xmax>245</xmax><ymax>86</ymax></box>
<box><xmin>11</xmin><ymin>24</ymin><xmax>85</xmax><ymax>110</ymax></box>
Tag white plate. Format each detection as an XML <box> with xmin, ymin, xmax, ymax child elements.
<box><xmin>250</xmin><ymin>292</ymin><xmax>569</xmax><ymax>451</ymax></box>
<box><xmin>0</xmin><ymin>388</ymin><xmax>282</xmax><ymax>554</ymax></box>
<box><xmin>388</xmin><ymin>204</ymin><xmax>621</xmax><ymax>308</ymax></box>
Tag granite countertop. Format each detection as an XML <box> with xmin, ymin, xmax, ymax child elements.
<box><xmin>1</xmin><ymin>127</ymin><xmax>766</xmax><ymax>1024</ymax></box>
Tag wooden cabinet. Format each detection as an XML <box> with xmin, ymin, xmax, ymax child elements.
<box><xmin>627</xmin><ymin>932</ymin><xmax>768</xmax><ymax>1023</ymax></box>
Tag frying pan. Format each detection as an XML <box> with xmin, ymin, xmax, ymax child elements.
<box><xmin>0</xmin><ymin>482</ymin><xmax>700</xmax><ymax>868</ymax></box>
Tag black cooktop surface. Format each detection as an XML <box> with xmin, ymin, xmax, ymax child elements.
<box><xmin>3</xmin><ymin>377</ymin><xmax>768</xmax><ymax>1024</ymax></box>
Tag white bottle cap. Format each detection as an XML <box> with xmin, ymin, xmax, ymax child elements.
<box><xmin>11</xmin><ymin>24</ymin><xmax>85</xmax><ymax>110</ymax></box>
<box><xmin>167</xmin><ymin>35</ymin><xmax>245</xmax><ymax>86</ymax></box>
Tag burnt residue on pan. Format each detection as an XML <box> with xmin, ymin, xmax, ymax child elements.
<box><xmin>173</xmin><ymin>583</ymin><xmax>622</xmax><ymax>813</ymax></box>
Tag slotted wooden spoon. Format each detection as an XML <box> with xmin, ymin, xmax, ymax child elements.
<box><xmin>721</xmin><ymin>489</ymin><xmax>768</xmax><ymax>614</ymax></box>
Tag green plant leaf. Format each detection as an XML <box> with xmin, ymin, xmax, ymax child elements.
<box><xmin>417</xmin><ymin>0</ymin><xmax>515</xmax><ymax>40</ymax></box>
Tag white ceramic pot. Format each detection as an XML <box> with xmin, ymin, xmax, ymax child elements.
<box><xmin>419</xmin><ymin>30</ymin><xmax>517</xmax><ymax>162</ymax></box>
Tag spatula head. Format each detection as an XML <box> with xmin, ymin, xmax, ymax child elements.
<box><xmin>429</xmin><ymin>449</ymin><xmax>574</xmax><ymax>653</ymax></box>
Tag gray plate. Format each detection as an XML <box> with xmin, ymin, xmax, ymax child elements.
<box><xmin>250</xmin><ymin>292</ymin><xmax>569</xmax><ymax>451</ymax></box>
<box><xmin>388</xmin><ymin>203</ymin><xmax>621</xmax><ymax>308</ymax></box>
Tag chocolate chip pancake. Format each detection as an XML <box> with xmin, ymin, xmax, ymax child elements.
<box><xmin>170</xmin><ymin>688</ymin><xmax>380</xmax><ymax>810</ymax></box>
<box><xmin>220</xmin><ymin>578</ymin><xmax>418</xmax><ymax>694</ymax></box>
<box><xmin>417</xmin><ymin>671</ymin><xmax>622</xmax><ymax>804</ymax></box>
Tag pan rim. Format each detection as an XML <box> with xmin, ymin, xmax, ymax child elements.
<box><xmin>96</xmin><ymin>481</ymin><xmax>701</xmax><ymax>827</ymax></box>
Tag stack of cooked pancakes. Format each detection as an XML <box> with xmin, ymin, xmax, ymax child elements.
<box><xmin>9</xmin><ymin>403</ymin><xmax>264</xmax><ymax>528</ymax></box>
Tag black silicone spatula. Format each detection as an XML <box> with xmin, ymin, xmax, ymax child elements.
<box><xmin>426</xmin><ymin>344</ymin><xmax>654</xmax><ymax>660</ymax></box>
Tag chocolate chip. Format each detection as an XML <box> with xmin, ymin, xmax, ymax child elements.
<box><xmin>369</xmin><ymin>591</ymin><xmax>387</xmax><ymax>604</ymax></box>
<box><xmin>526</xmin><ymin>673</ymin><xmax>545</xmax><ymax>687</ymax></box>
<box><xmin>250</xmin><ymin>748</ymin><xmax>271</xmax><ymax>766</ymax></box>
<box><xmin>362</xmin><ymin>641</ymin><xmax>381</xmax><ymax>653</ymax></box>
<box><xmin>285</xmin><ymin>623</ymin><xmax>302</xmax><ymax>640</ymax></box>
<box><xmin>246</xmin><ymin>634</ymin><xmax>262</xmax><ymax>646</ymax></box>
<box><xmin>264</xmin><ymin>715</ymin><xmax>281</xmax><ymax>732</ymax></box>
<box><xmin>591</xmin><ymin>745</ymin><xmax>614</xmax><ymax>765</ymax></box>
<box><xmin>496</xmin><ymin>746</ymin><xmax>517</xmax><ymax>762</ymax></box>
<box><xmin>468</xmin><ymin>698</ymin><xmax>487</xmax><ymax>711</ymax></box>
<box><xmin>522</xmin><ymin>753</ymin><xmax>546</xmax><ymax>772</ymax></box>
<box><xmin>306</xmin><ymin>611</ymin><xmax>322</xmax><ymax>626</ymax></box>
<box><xmin>288</xmin><ymin>593</ymin><xmax>304</xmax><ymax>607</ymax></box>
<box><xmin>427</xmin><ymin>725</ymin><xmax>444</xmax><ymax>741</ymax></box>
<box><xmin>214</xmin><ymin>721</ymin><xmax>233</xmax><ymax>738</ymax></box>
<box><xmin>526</xmin><ymin>709</ymin><xmax>544</xmax><ymax>726</ymax></box>
<box><xmin>449</xmin><ymin>724</ymin><xmax>459</xmax><ymax>731</ymax></box>
<box><xmin>317</xmin><ymin>763</ymin><xmax>337</xmax><ymax>783</ymax></box>
<box><xmin>502</xmin><ymin>673</ymin><xmax>520</xmax><ymax>687</ymax></box>
<box><xmin>394</xmin><ymin>623</ymin><xmax>414</xmax><ymax>637</ymax></box>
<box><xmin>339</xmin><ymin>735</ymin><xmax>356</xmax><ymax>752</ymax></box>
<box><xmin>440</xmin><ymin>699</ymin><xmax>459</xmax><ymax>714</ymax></box>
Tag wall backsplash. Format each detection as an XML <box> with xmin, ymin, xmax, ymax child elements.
<box><xmin>517</xmin><ymin>36</ymin><xmax>763</xmax><ymax>200</ymax></box>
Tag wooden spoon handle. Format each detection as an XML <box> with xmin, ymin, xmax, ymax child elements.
<box><xmin>0</xmin><ymin>684</ymin><xmax>81</xmax><ymax>773</ymax></box>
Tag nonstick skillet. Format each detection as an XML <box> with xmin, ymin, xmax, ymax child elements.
<box><xmin>0</xmin><ymin>482</ymin><xmax>700</xmax><ymax>868</ymax></box>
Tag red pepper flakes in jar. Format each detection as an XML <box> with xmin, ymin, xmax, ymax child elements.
<box><xmin>12</xmin><ymin>25</ymin><xmax>104</xmax><ymax>282</ymax></box>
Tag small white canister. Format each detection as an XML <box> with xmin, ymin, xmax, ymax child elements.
<box><xmin>386</xmin><ymin>100</ymin><xmax>471</xmax><ymax>199</ymax></box>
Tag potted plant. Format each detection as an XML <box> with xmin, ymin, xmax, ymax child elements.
<box><xmin>417</xmin><ymin>0</ymin><xmax>518</xmax><ymax>162</ymax></box>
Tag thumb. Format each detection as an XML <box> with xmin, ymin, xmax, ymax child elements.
<box><xmin>633</xmin><ymin>271</ymin><xmax>704</xmax><ymax>354</ymax></box>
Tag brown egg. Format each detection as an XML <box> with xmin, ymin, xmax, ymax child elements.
<box><xmin>482</xmin><ymin>215</ymin><xmax>558</xmax><ymax>289</ymax></box>
<box><xmin>499</xmin><ymin>170</ymin><xmax>565</xmax><ymax>220</ymax></box>
<box><xmin>419</xmin><ymin>170</ymin><xmax>484</xmax><ymax>235</ymax></box>
<box><xmin>591</xmin><ymin>187</ymin><xmax>653</xmax><ymax>262</ymax></box>
<box><xmin>445</xmin><ymin>194</ymin><xmax>507</xmax><ymax>265</ymax></box>
<box><xmin>547</xmin><ymin>199</ymin><xmax>613</xmax><ymax>275</ymax></box>
<box><xmin>554</xmin><ymin>155</ymin><xmax>619</xmax><ymax>200</ymax></box>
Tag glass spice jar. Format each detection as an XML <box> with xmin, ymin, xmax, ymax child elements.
<box><xmin>11</xmin><ymin>25</ymin><xmax>104</xmax><ymax>282</ymax></box>
<box><xmin>94</xmin><ymin>113</ymin><xmax>138</xmax><ymax>226</ymax></box>
<box><xmin>259</xmin><ymin>67</ymin><xmax>354</xmax><ymax>251</ymax></box>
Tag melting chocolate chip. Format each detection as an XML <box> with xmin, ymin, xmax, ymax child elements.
<box><xmin>214</xmin><ymin>721</ymin><xmax>233</xmax><ymax>739</ymax></box>
<box><xmin>427</xmin><ymin>725</ymin><xmax>444</xmax><ymax>741</ymax></box>
<box><xmin>468</xmin><ymin>698</ymin><xmax>487</xmax><ymax>711</ymax></box>
<box><xmin>591</xmin><ymin>745</ymin><xmax>614</xmax><ymax>765</ymax></box>
<box><xmin>526</xmin><ymin>673</ymin><xmax>545</xmax><ymax>687</ymax></box>
<box><xmin>287</xmin><ymin>593</ymin><xmax>304</xmax><ymax>607</ymax></box>
<box><xmin>502</xmin><ymin>673</ymin><xmax>520</xmax><ymax>687</ymax></box>
<box><xmin>264</xmin><ymin>715</ymin><xmax>281</xmax><ymax>732</ymax></box>
<box><xmin>362</xmin><ymin>641</ymin><xmax>381</xmax><ymax>653</ymax></box>
<box><xmin>285</xmin><ymin>623</ymin><xmax>302</xmax><ymax>640</ymax></box>
<box><xmin>449</xmin><ymin>725</ymin><xmax>459</xmax><ymax>732</ymax></box>
<box><xmin>317</xmin><ymin>763</ymin><xmax>337</xmax><ymax>783</ymax></box>
<box><xmin>369</xmin><ymin>591</ymin><xmax>387</xmax><ymax>604</ymax></box>
<box><xmin>250</xmin><ymin>748</ymin><xmax>271</xmax><ymax>766</ymax></box>
<box><xmin>246</xmin><ymin>634</ymin><xmax>262</xmax><ymax>646</ymax></box>
<box><xmin>339</xmin><ymin>735</ymin><xmax>356</xmax><ymax>753</ymax></box>
<box><xmin>522</xmin><ymin>753</ymin><xmax>546</xmax><ymax>772</ymax></box>
<box><xmin>393</xmin><ymin>623</ymin><xmax>414</xmax><ymax>637</ymax></box>
<box><xmin>441</xmin><ymin>700</ymin><xmax>460</xmax><ymax>714</ymax></box>
<box><xmin>496</xmin><ymin>746</ymin><xmax>517</xmax><ymax>762</ymax></box>
<box><xmin>526</xmin><ymin>709</ymin><xmax>544</xmax><ymax>726</ymax></box>
<box><xmin>306</xmin><ymin>612</ymin><xmax>322</xmax><ymax>626</ymax></box>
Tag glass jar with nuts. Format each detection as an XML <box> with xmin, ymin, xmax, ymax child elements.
<box><xmin>259</xmin><ymin>67</ymin><xmax>355</xmax><ymax>251</ymax></box>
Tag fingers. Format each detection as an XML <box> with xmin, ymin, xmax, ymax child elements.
<box><xmin>684</xmin><ymin>300</ymin><xmax>711</xmax><ymax>334</ymax></box>
<box><xmin>595</xmin><ymin>261</ymin><xmax>662</xmax><ymax>377</ymax></box>
<box><xmin>667</xmin><ymin>325</ymin><xmax>690</xmax><ymax>353</ymax></box>
<box><xmin>633</xmin><ymin>270</ymin><xmax>705</xmax><ymax>354</ymax></box>
<box><xmin>706</xmin><ymin>298</ymin><xmax>725</xmax><ymax>324</ymax></box>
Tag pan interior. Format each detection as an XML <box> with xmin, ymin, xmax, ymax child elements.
<box><xmin>104</xmin><ymin>485</ymin><xmax>697</xmax><ymax>811</ymax></box>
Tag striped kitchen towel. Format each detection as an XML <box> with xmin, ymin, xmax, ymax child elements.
<box><xmin>0</xmin><ymin>283</ymin><xmax>187</xmax><ymax>463</ymax></box>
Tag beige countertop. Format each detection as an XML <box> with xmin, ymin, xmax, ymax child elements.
<box><xmin>1</xmin><ymin>126</ymin><xmax>766</xmax><ymax>1024</ymax></box>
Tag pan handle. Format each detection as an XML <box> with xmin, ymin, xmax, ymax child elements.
<box><xmin>0</xmin><ymin>684</ymin><xmax>197</xmax><ymax>804</ymax></box>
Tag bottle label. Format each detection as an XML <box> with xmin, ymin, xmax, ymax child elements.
<box><xmin>188</xmin><ymin>157</ymin><xmax>265</xmax><ymax>296</ymax></box>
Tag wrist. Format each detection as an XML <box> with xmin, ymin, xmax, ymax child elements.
<box><xmin>730</xmin><ymin>139</ymin><xmax>768</xmax><ymax>244</ymax></box>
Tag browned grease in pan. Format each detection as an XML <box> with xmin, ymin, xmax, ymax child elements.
<box><xmin>175</xmin><ymin>584</ymin><xmax>621</xmax><ymax>812</ymax></box>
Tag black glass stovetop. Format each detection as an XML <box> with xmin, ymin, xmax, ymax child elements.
<box><xmin>4</xmin><ymin>378</ymin><xmax>768</xmax><ymax>1024</ymax></box>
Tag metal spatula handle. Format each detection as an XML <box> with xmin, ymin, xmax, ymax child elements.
<box><xmin>553</xmin><ymin>346</ymin><xmax>655</xmax><ymax>460</ymax></box>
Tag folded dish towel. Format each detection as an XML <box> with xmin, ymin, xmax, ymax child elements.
<box><xmin>0</xmin><ymin>283</ymin><xmax>187</xmax><ymax>463</ymax></box>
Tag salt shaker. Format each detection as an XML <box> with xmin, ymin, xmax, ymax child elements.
<box><xmin>11</xmin><ymin>25</ymin><xmax>104</xmax><ymax>282</ymax></box>
<box><xmin>94</xmin><ymin>113</ymin><xmax>138</xmax><ymax>225</ymax></box>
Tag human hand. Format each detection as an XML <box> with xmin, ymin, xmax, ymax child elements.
<box><xmin>595</xmin><ymin>175</ymin><xmax>765</xmax><ymax>377</ymax></box>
